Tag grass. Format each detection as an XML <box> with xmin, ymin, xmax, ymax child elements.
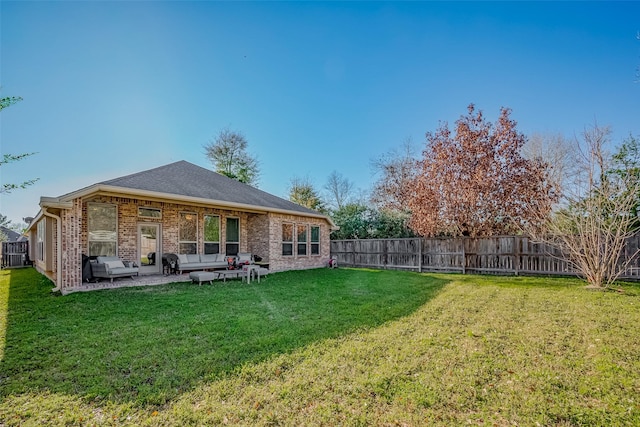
<box><xmin>1</xmin><ymin>268</ymin><xmax>639</xmax><ymax>425</ymax></box>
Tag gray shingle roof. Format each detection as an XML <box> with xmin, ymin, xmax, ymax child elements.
<box><xmin>99</xmin><ymin>160</ymin><xmax>322</xmax><ymax>216</ymax></box>
<box><xmin>0</xmin><ymin>226</ymin><xmax>22</xmax><ymax>242</ymax></box>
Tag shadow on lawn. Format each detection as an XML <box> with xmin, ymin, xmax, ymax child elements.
<box><xmin>0</xmin><ymin>267</ymin><xmax>448</xmax><ymax>407</ymax></box>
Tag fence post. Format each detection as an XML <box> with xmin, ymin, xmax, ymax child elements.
<box><xmin>418</xmin><ymin>237</ymin><xmax>422</xmax><ymax>273</ymax></box>
<box><xmin>514</xmin><ymin>236</ymin><xmax>519</xmax><ymax>276</ymax></box>
<box><xmin>383</xmin><ymin>239</ymin><xmax>388</xmax><ymax>269</ymax></box>
<box><xmin>351</xmin><ymin>241</ymin><xmax>356</xmax><ymax>267</ymax></box>
<box><xmin>461</xmin><ymin>237</ymin><xmax>466</xmax><ymax>275</ymax></box>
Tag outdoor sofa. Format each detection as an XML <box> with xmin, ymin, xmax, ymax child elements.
<box><xmin>91</xmin><ymin>256</ymin><xmax>140</xmax><ymax>282</ymax></box>
<box><xmin>176</xmin><ymin>252</ymin><xmax>256</xmax><ymax>274</ymax></box>
<box><xmin>176</xmin><ymin>253</ymin><xmax>229</xmax><ymax>273</ymax></box>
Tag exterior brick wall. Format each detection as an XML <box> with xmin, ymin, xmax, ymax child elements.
<box><xmin>247</xmin><ymin>213</ymin><xmax>270</xmax><ymax>261</ymax></box>
<box><xmin>79</xmin><ymin>195</ymin><xmax>262</xmax><ymax>261</ymax></box>
<box><xmin>267</xmin><ymin>213</ymin><xmax>330</xmax><ymax>272</ymax></box>
<box><xmin>38</xmin><ymin>193</ymin><xmax>333</xmax><ymax>291</ymax></box>
<box><xmin>60</xmin><ymin>199</ymin><xmax>83</xmax><ymax>290</ymax></box>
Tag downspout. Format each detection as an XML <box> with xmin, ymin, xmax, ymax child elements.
<box><xmin>42</xmin><ymin>208</ymin><xmax>63</xmax><ymax>292</ymax></box>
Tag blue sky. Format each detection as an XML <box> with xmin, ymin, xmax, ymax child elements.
<box><xmin>1</xmin><ymin>1</ymin><xmax>639</xmax><ymax>224</ymax></box>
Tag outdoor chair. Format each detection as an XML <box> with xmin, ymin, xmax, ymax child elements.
<box><xmin>91</xmin><ymin>256</ymin><xmax>139</xmax><ymax>282</ymax></box>
<box><xmin>236</xmin><ymin>252</ymin><xmax>253</xmax><ymax>266</ymax></box>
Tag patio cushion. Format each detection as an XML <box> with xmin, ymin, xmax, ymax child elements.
<box><xmin>237</xmin><ymin>253</ymin><xmax>252</xmax><ymax>264</ymax></box>
<box><xmin>104</xmin><ymin>260</ymin><xmax>125</xmax><ymax>270</ymax></box>
<box><xmin>178</xmin><ymin>254</ymin><xmax>189</xmax><ymax>264</ymax></box>
<box><xmin>186</xmin><ymin>254</ymin><xmax>200</xmax><ymax>263</ymax></box>
<box><xmin>200</xmin><ymin>254</ymin><xmax>216</xmax><ymax>263</ymax></box>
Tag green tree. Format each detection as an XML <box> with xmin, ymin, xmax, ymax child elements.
<box><xmin>0</xmin><ymin>213</ymin><xmax>10</xmax><ymax>242</ymax></box>
<box><xmin>288</xmin><ymin>177</ymin><xmax>326</xmax><ymax>212</ymax></box>
<box><xmin>330</xmin><ymin>203</ymin><xmax>372</xmax><ymax>240</ymax></box>
<box><xmin>0</xmin><ymin>95</ymin><xmax>39</xmax><ymax>194</ymax></box>
<box><xmin>369</xmin><ymin>209</ymin><xmax>416</xmax><ymax>239</ymax></box>
<box><xmin>609</xmin><ymin>134</ymin><xmax>640</xmax><ymax>228</ymax></box>
<box><xmin>330</xmin><ymin>204</ymin><xmax>416</xmax><ymax>240</ymax></box>
<box><xmin>204</xmin><ymin>127</ymin><xmax>260</xmax><ymax>186</ymax></box>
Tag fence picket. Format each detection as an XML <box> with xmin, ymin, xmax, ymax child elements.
<box><xmin>330</xmin><ymin>235</ymin><xmax>640</xmax><ymax>279</ymax></box>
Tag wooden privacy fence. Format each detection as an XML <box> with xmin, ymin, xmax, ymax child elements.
<box><xmin>1</xmin><ymin>241</ymin><xmax>30</xmax><ymax>269</ymax></box>
<box><xmin>330</xmin><ymin>235</ymin><xmax>640</xmax><ymax>279</ymax></box>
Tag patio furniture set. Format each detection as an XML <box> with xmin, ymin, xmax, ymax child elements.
<box><xmin>90</xmin><ymin>252</ymin><xmax>268</xmax><ymax>285</ymax></box>
<box><xmin>189</xmin><ymin>263</ymin><xmax>267</xmax><ymax>285</ymax></box>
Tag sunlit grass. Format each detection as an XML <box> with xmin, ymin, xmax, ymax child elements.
<box><xmin>1</xmin><ymin>268</ymin><xmax>639</xmax><ymax>426</ymax></box>
<box><xmin>0</xmin><ymin>270</ymin><xmax>8</xmax><ymax>360</ymax></box>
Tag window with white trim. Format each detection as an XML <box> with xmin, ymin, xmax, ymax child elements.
<box><xmin>204</xmin><ymin>215</ymin><xmax>220</xmax><ymax>254</ymax></box>
<box><xmin>225</xmin><ymin>217</ymin><xmax>239</xmax><ymax>256</ymax></box>
<box><xmin>88</xmin><ymin>203</ymin><xmax>117</xmax><ymax>257</ymax></box>
<box><xmin>297</xmin><ymin>224</ymin><xmax>308</xmax><ymax>256</ymax></box>
<box><xmin>282</xmin><ymin>223</ymin><xmax>293</xmax><ymax>256</ymax></box>
<box><xmin>311</xmin><ymin>226</ymin><xmax>320</xmax><ymax>255</ymax></box>
<box><xmin>37</xmin><ymin>220</ymin><xmax>45</xmax><ymax>261</ymax></box>
<box><xmin>179</xmin><ymin>212</ymin><xmax>197</xmax><ymax>254</ymax></box>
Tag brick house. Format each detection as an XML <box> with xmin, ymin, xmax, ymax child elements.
<box><xmin>26</xmin><ymin>161</ymin><xmax>336</xmax><ymax>293</ymax></box>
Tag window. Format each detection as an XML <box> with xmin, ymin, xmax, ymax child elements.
<box><xmin>297</xmin><ymin>225</ymin><xmax>307</xmax><ymax>256</ymax></box>
<box><xmin>282</xmin><ymin>223</ymin><xmax>293</xmax><ymax>256</ymax></box>
<box><xmin>88</xmin><ymin>203</ymin><xmax>117</xmax><ymax>256</ymax></box>
<box><xmin>225</xmin><ymin>217</ymin><xmax>239</xmax><ymax>255</ymax></box>
<box><xmin>179</xmin><ymin>212</ymin><xmax>197</xmax><ymax>254</ymax></box>
<box><xmin>138</xmin><ymin>207</ymin><xmax>161</xmax><ymax>219</ymax></box>
<box><xmin>37</xmin><ymin>220</ymin><xmax>45</xmax><ymax>261</ymax></box>
<box><xmin>204</xmin><ymin>215</ymin><xmax>220</xmax><ymax>254</ymax></box>
<box><xmin>311</xmin><ymin>226</ymin><xmax>320</xmax><ymax>255</ymax></box>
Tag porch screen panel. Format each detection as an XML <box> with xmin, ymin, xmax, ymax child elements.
<box><xmin>204</xmin><ymin>215</ymin><xmax>220</xmax><ymax>254</ymax></box>
<box><xmin>311</xmin><ymin>226</ymin><xmax>320</xmax><ymax>255</ymax></box>
<box><xmin>179</xmin><ymin>212</ymin><xmax>197</xmax><ymax>254</ymax></box>
<box><xmin>225</xmin><ymin>218</ymin><xmax>239</xmax><ymax>255</ymax></box>
<box><xmin>88</xmin><ymin>203</ymin><xmax>117</xmax><ymax>257</ymax></box>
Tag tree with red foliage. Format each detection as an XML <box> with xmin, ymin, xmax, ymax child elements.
<box><xmin>408</xmin><ymin>104</ymin><xmax>556</xmax><ymax>237</ymax></box>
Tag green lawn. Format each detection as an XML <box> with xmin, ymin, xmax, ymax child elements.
<box><xmin>1</xmin><ymin>268</ymin><xmax>639</xmax><ymax>426</ymax></box>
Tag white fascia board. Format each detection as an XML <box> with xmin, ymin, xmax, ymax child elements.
<box><xmin>39</xmin><ymin>197</ymin><xmax>74</xmax><ymax>209</ymax></box>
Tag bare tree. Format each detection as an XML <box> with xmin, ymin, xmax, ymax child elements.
<box><xmin>522</xmin><ymin>132</ymin><xmax>578</xmax><ymax>202</ymax></box>
<box><xmin>324</xmin><ymin>171</ymin><xmax>354</xmax><ymax>211</ymax></box>
<box><xmin>371</xmin><ymin>137</ymin><xmax>419</xmax><ymax>211</ymax></box>
<box><xmin>532</xmin><ymin>124</ymin><xmax>640</xmax><ymax>289</ymax></box>
<box><xmin>204</xmin><ymin>127</ymin><xmax>260</xmax><ymax>186</ymax></box>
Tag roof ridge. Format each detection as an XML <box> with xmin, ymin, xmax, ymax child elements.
<box><xmin>100</xmin><ymin>160</ymin><xmax>189</xmax><ymax>185</ymax></box>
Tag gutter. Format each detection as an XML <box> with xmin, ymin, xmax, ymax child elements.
<box><xmin>40</xmin><ymin>197</ymin><xmax>74</xmax><ymax>210</ymax></box>
<box><xmin>42</xmin><ymin>208</ymin><xmax>63</xmax><ymax>293</ymax></box>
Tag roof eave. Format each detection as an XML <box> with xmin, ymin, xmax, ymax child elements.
<box><xmin>55</xmin><ymin>184</ymin><xmax>337</xmax><ymax>226</ymax></box>
<box><xmin>40</xmin><ymin>197</ymin><xmax>74</xmax><ymax>210</ymax></box>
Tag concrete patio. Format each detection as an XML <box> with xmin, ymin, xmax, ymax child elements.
<box><xmin>61</xmin><ymin>273</ymin><xmax>193</xmax><ymax>294</ymax></box>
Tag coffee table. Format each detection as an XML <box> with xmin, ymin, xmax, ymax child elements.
<box><xmin>215</xmin><ymin>269</ymin><xmax>242</xmax><ymax>282</ymax></box>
